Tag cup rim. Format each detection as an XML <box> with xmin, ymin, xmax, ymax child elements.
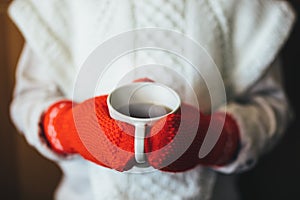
<box><xmin>107</xmin><ymin>82</ymin><xmax>181</xmax><ymax>123</ymax></box>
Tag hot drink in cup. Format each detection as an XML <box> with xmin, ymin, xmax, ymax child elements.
<box><xmin>107</xmin><ymin>82</ymin><xmax>181</xmax><ymax>164</ymax></box>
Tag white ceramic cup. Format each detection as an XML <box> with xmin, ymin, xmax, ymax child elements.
<box><xmin>107</xmin><ymin>82</ymin><xmax>181</xmax><ymax>164</ymax></box>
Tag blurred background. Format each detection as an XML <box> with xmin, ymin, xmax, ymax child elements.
<box><xmin>0</xmin><ymin>0</ymin><xmax>299</xmax><ymax>199</ymax></box>
<box><xmin>238</xmin><ymin>1</ymin><xmax>300</xmax><ymax>199</ymax></box>
<box><xmin>0</xmin><ymin>0</ymin><xmax>61</xmax><ymax>199</ymax></box>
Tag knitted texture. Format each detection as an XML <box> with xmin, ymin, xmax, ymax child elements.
<box><xmin>146</xmin><ymin>104</ymin><xmax>240</xmax><ymax>172</ymax></box>
<box><xmin>43</xmin><ymin>95</ymin><xmax>136</xmax><ymax>171</ymax></box>
<box><xmin>132</xmin><ymin>0</ymin><xmax>188</xmax><ymax>69</ymax></box>
<box><xmin>43</xmin><ymin>95</ymin><xmax>240</xmax><ymax>172</ymax></box>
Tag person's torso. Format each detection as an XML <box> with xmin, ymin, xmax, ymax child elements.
<box><xmin>57</xmin><ymin>1</ymin><xmax>231</xmax><ymax>199</ymax></box>
<box><xmin>68</xmin><ymin>0</ymin><xmax>228</xmax><ymax>114</ymax></box>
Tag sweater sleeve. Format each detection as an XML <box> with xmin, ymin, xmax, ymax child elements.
<box><xmin>8</xmin><ymin>0</ymin><xmax>75</xmax><ymax>95</ymax></box>
<box><xmin>10</xmin><ymin>44</ymin><xmax>73</xmax><ymax>162</ymax></box>
<box><xmin>213</xmin><ymin>58</ymin><xmax>293</xmax><ymax>174</ymax></box>
<box><xmin>220</xmin><ymin>0</ymin><xmax>296</xmax><ymax>94</ymax></box>
<box><xmin>207</xmin><ymin>0</ymin><xmax>296</xmax><ymax>174</ymax></box>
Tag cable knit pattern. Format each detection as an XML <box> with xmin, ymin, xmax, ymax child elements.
<box><xmin>132</xmin><ymin>0</ymin><xmax>187</xmax><ymax>69</ymax></box>
<box><xmin>133</xmin><ymin>0</ymin><xmax>185</xmax><ymax>30</ymax></box>
<box><xmin>127</xmin><ymin>169</ymin><xmax>207</xmax><ymax>200</ymax></box>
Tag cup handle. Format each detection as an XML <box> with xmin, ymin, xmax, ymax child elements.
<box><xmin>134</xmin><ymin>123</ymin><xmax>146</xmax><ymax>163</ymax></box>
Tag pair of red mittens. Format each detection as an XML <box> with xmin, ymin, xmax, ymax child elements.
<box><xmin>42</xmin><ymin>95</ymin><xmax>239</xmax><ymax>172</ymax></box>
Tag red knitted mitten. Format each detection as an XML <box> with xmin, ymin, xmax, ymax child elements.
<box><xmin>43</xmin><ymin>95</ymin><xmax>136</xmax><ymax>172</ymax></box>
<box><xmin>145</xmin><ymin>103</ymin><xmax>240</xmax><ymax>172</ymax></box>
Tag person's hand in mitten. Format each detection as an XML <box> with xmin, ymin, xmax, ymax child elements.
<box><xmin>42</xmin><ymin>95</ymin><xmax>137</xmax><ymax>172</ymax></box>
<box><xmin>145</xmin><ymin>103</ymin><xmax>240</xmax><ymax>172</ymax></box>
<box><xmin>43</xmin><ymin>80</ymin><xmax>239</xmax><ymax>173</ymax></box>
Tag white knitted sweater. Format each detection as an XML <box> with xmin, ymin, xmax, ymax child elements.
<box><xmin>9</xmin><ymin>0</ymin><xmax>295</xmax><ymax>199</ymax></box>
